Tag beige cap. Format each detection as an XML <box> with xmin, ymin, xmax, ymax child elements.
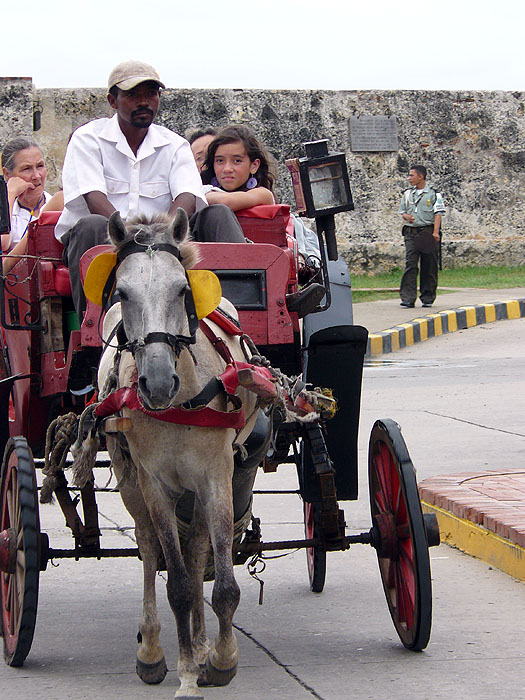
<box><xmin>107</xmin><ymin>60</ymin><xmax>165</xmax><ymax>91</ymax></box>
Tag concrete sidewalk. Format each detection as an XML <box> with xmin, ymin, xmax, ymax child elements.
<box><xmin>352</xmin><ymin>286</ymin><xmax>525</xmax><ymax>581</ymax></box>
<box><xmin>352</xmin><ymin>286</ymin><xmax>525</xmax><ymax>356</ymax></box>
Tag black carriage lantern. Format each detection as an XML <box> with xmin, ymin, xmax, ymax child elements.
<box><xmin>286</xmin><ymin>139</ymin><xmax>353</xmax><ymax>262</ymax></box>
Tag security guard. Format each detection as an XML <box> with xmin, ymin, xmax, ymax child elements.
<box><xmin>398</xmin><ymin>165</ymin><xmax>445</xmax><ymax>308</ymax></box>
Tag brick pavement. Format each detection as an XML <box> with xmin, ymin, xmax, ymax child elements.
<box><xmin>419</xmin><ymin>470</ymin><xmax>525</xmax><ymax>550</ymax></box>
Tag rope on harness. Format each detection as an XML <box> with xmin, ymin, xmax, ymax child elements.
<box><xmin>40</xmin><ymin>412</ymin><xmax>79</xmax><ymax>504</ymax></box>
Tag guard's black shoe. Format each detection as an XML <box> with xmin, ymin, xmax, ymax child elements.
<box><xmin>422</xmin><ymin>302</ymin><xmax>433</xmax><ymax>308</ymax></box>
<box><xmin>400</xmin><ymin>301</ymin><xmax>415</xmax><ymax>308</ymax></box>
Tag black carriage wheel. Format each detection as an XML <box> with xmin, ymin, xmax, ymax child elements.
<box><xmin>368</xmin><ymin>419</ymin><xmax>432</xmax><ymax>651</ymax></box>
<box><xmin>303</xmin><ymin>501</ymin><xmax>326</xmax><ymax>593</ymax></box>
<box><xmin>0</xmin><ymin>437</ymin><xmax>41</xmax><ymax>666</ymax></box>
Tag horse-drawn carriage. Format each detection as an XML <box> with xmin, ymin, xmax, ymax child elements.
<box><xmin>0</xmin><ymin>142</ymin><xmax>439</xmax><ymax>695</ymax></box>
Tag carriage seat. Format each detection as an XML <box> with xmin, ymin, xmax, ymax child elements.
<box><xmin>26</xmin><ymin>211</ymin><xmax>72</xmax><ymax>297</ymax></box>
<box><xmin>235</xmin><ymin>205</ymin><xmax>295</xmax><ymax>249</ymax></box>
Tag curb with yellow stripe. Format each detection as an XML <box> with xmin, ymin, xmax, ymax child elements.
<box><xmin>421</xmin><ymin>502</ymin><xmax>525</xmax><ymax>582</ymax></box>
<box><xmin>366</xmin><ymin>298</ymin><xmax>525</xmax><ymax>356</ymax></box>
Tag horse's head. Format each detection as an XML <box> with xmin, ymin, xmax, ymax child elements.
<box><xmin>108</xmin><ymin>209</ymin><xmax>200</xmax><ymax>411</ymax></box>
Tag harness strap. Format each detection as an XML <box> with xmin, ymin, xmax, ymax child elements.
<box><xmin>95</xmin><ymin>386</ymin><xmax>246</xmax><ymax>429</ymax></box>
<box><xmin>181</xmin><ymin>377</ymin><xmax>222</xmax><ymax>409</ymax></box>
<box><xmin>199</xmin><ymin>319</ymin><xmax>234</xmax><ymax>364</ymax></box>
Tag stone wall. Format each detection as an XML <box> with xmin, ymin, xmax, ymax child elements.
<box><xmin>2</xmin><ymin>79</ymin><xmax>524</xmax><ymax>272</ymax></box>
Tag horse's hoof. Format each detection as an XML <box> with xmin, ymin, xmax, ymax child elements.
<box><xmin>136</xmin><ymin>656</ymin><xmax>168</xmax><ymax>684</ymax></box>
<box><xmin>201</xmin><ymin>656</ymin><xmax>237</xmax><ymax>686</ymax></box>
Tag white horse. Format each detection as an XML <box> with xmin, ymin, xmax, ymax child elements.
<box><xmin>91</xmin><ymin>210</ymin><xmax>260</xmax><ymax>699</ymax></box>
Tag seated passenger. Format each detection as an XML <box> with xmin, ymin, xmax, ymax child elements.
<box><xmin>187</xmin><ymin>127</ymin><xmax>217</xmax><ymax>173</ymax></box>
<box><xmin>201</xmin><ymin>125</ymin><xmax>320</xmax><ymax>273</ymax></box>
<box><xmin>1</xmin><ymin>137</ymin><xmax>52</xmax><ymax>272</ymax></box>
<box><xmin>201</xmin><ymin>124</ymin><xmax>275</xmax><ymax>210</ymax></box>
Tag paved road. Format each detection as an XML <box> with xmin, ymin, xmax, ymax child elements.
<box><xmin>2</xmin><ymin>318</ymin><xmax>524</xmax><ymax>700</ymax></box>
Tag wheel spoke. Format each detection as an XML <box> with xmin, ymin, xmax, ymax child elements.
<box><xmin>396</xmin><ymin>561</ymin><xmax>415</xmax><ymax>630</ymax></box>
<box><xmin>376</xmin><ymin>444</ymin><xmax>393</xmax><ymax>506</ymax></box>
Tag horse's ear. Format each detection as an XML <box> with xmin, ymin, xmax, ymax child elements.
<box><xmin>107</xmin><ymin>211</ymin><xmax>128</xmax><ymax>247</ymax></box>
<box><xmin>168</xmin><ymin>207</ymin><xmax>189</xmax><ymax>244</ymax></box>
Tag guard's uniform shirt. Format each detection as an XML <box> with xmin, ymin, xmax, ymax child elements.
<box><xmin>398</xmin><ymin>184</ymin><xmax>445</xmax><ymax>227</ymax></box>
<box><xmin>55</xmin><ymin>114</ymin><xmax>206</xmax><ymax>241</ymax></box>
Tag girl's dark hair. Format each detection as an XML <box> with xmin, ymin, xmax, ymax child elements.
<box><xmin>2</xmin><ymin>137</ymin><xmax>42</xmax><ymax>173</ymax></box>
<box><xmin>201</xmin><ymin>124</ymin><xmax>275</xmax><ymax>192</ymax></box>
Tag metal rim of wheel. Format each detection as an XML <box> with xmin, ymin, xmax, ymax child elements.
<box><xmin>303</xmin><ymin>501</ymin><xmax>326</xmax><ymax>593</ymax></box>
<box><xmin>368</xmin><ymin>419</ymin><xmax>432</xmax><ymax>651</ymax></box>
<box><xmin>0</xmin><ymin>436</ymin><xmax>41</xmax><ymax>666</ymax></box>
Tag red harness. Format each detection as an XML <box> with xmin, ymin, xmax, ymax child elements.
<box><xmin>95</xmin><ymin>313</ymin><xmax>275</xmax><ymax>429</ymax></box>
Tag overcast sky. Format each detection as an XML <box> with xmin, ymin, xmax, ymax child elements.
<box><xmin>3</xmin><ymin>0</ymin><xmax>524</xmax><ymax>91</ymax></box>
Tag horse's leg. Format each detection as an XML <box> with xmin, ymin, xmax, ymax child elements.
<box><xmin>199</xmin><ymin>472</ymin><xmax>240</xmax><ymax>686</ymax></box>
<box><xmin>183</xmin><ymin>499</ymin><xmax>211</xmax><ymax>668</ymax></box>
<box><xmin>138</xmin><ymin>472</ymin><xmax>203</xmax><ymax>700</ymax></box>
<box><xmin>109</xmin><ymin>439</ymin><xmax>167</xmax><ymax>684</ymax></box>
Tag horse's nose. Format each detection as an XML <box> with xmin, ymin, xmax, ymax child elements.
<box><xmin>138</xmin><ymin>372</ymin><xmax>180</xmax><ymax>410</ymax></box>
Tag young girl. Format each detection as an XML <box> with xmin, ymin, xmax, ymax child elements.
<box><xmin>201</xmin><ymin>125</ymin><xmax>275</xmax><ymax>210</ymax></box>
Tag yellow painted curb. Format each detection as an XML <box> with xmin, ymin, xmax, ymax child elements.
<box><xmin>422</xmin><ymin>501</ymin><xmax>525</xmax><ymax>582</ymax></box>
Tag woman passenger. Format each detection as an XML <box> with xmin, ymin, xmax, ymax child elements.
<box><xmin>1</xmin><ymin>137</ymin><xmax>50</xmax><ymax>252</ymax></box>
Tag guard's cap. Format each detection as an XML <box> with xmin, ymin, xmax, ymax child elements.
<box><xmin>108</xmin><ymin>60</ymin><xmax>165</xmax><ymax>91</ymax></box>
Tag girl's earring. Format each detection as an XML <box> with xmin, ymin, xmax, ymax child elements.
<box><xmin>246</xmin><ymin>175</ymin><xmax>258</xmax><ymax>189</ymax></box>
<box><xmin>211</xmin><ymin>176</ymin><xmax>219</xmax><ymax>187</ymax></box>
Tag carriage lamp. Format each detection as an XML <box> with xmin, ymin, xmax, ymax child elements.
<box><xmin>286</xmin><ymin>140</ymin><xmax>353</xmax><ymax>261</ymax></box>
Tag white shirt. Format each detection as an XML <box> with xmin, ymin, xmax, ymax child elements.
<box><xmin>9</xmin><ymin>191</ymin><xmax>51</xmax><ymax>250</ymax></box>
<box><xmin>55</xmin><ymin>115</ymin><xmax>206</xmax><ymax>241</ymax></box>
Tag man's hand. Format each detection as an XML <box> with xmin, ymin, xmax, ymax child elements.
<box><xmin>401</xmin><ymin>213</ymin><xmax>415</xmax><ymax>224</ymax></box>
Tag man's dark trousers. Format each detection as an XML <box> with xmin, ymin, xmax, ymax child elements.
<box><xmin>400</xmin><ymin>225</ymin><xmax>439</xmax><ymax>305</ymax></box>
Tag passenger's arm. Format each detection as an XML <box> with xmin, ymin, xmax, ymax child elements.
<box><xmin>168</xmin><ymin>192</ymin><xmax>196</xmax><ymax>218</ymax></box>
<box><xmin>2</xmin><ymin>235</ymin><xmax>28</xmax><ymax>274</ymax></box>
<box><xmin>1</xmin><ymin>234</ymin><xmax>12</xmax><ymax>253</ymax></box>
<box><xmin>41</xmin><ymin>191</ymin><xmax>64</xmax><ymax>213</ymax></box>
<box><xmin>83</xmin><ymin>191</ymin><xmax>117</xmax><ymax>218</ymax></box>
<box><xmin>205</xmin><ymin>187</ymin><xmax>274</xmax><ymax>211</ymax></box>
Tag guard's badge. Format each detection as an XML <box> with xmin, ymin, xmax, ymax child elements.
<box><xmin>426</xmin><ymin>198</ymin><xmax>431</xmax><ymax>205</ymax></box>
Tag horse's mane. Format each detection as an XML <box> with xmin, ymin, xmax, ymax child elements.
<box><xmin>122</xmin><ymin>213</ymin><xmax>201</xmax><ymax>270</ymax></box>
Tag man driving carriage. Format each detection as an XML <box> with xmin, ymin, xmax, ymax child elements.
<box><xmin>55</xmin><ymin>59</ymin><xmax>245</xmax><ymax>320</ymax></box>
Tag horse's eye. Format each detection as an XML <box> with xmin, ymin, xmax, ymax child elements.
<box><xmin>116</xmin><ymin>288</ymin><xmax>128</xmax><ymax>302</ymax></box>
<box><xmin>180</xmin><ymin>284</ymin><xmax>190</xmax><ymax>298</ymax></box>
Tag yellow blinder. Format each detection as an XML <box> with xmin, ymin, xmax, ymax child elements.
<box><xmin>83</xmin><ymin>252</ymin><xmax>118</xmax><ymax>307</ymax></box>
<box><xmin>83</xmin><ymin>253</ymin><xmax>221</xmax><ymax>319</ymax></box>
<box><xmin>186</xmin><ymin>270</ymin><xmax>222</xmax><ymax>319</ymax></box>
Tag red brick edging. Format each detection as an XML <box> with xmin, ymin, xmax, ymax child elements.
<box><xmin>418</xmin><ymin>469</ymin><xmax>525</xmax><ymax>548</ymax></box>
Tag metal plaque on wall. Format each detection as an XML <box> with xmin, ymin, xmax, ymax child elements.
<box><xmin>350</xmin><ymin>116</ymin><xmax>398</xmax><ymax>152</ymax></box>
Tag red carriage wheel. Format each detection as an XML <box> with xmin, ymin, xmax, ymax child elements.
<box><xmin>0</xmin><ymin>437</ymin><xmax>41</xmax><ymax>666</ymax></box>
<box><xmin>303</xmin><ymin>501</ymin><xmax>326</xmax><ymax>593</ymax></box>
<box><xmin>368</xmin><ymin>419</ymin><xmax>432</xmax><ymax>651</ymax></box>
